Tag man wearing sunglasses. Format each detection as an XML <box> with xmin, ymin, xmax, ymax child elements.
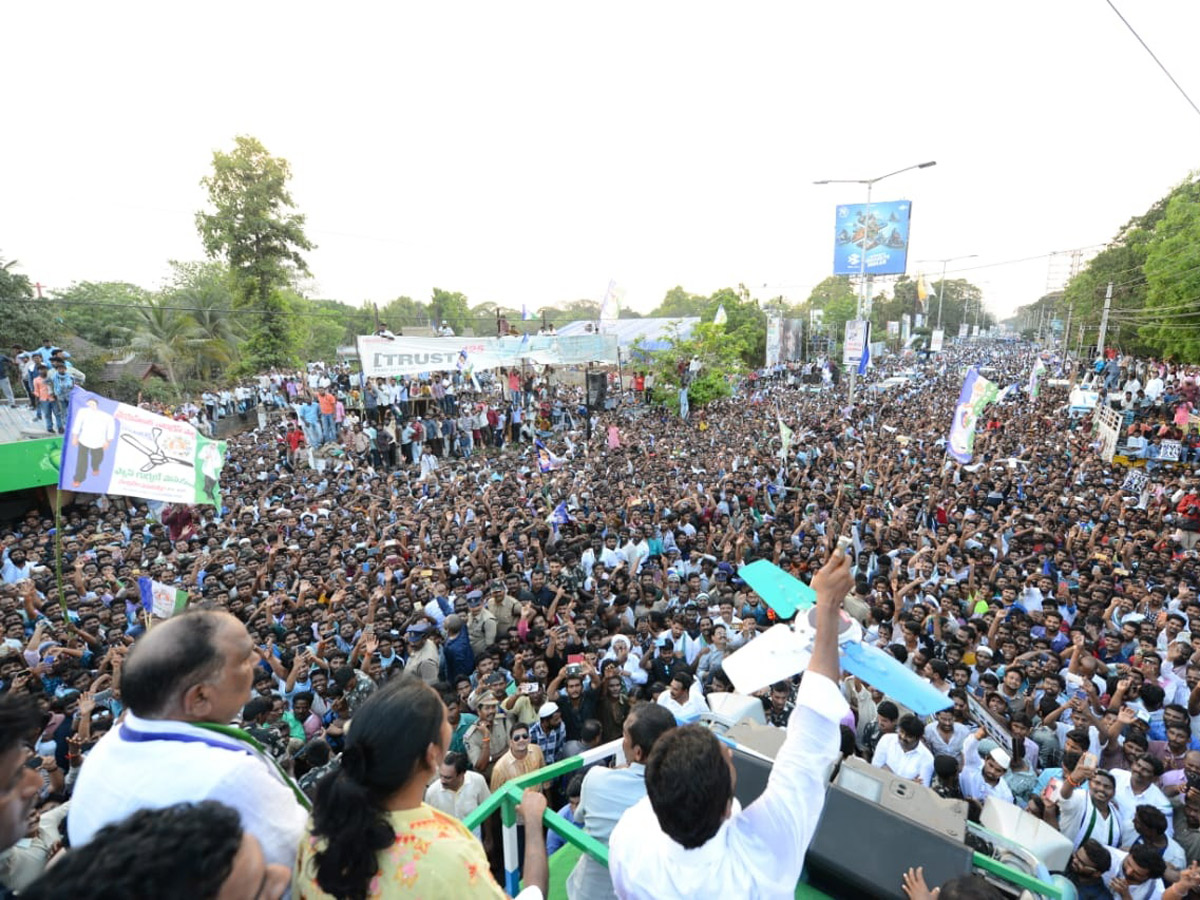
<box><xmin>490</xmin><ymin>725</ymin><xmax>546</xmax><ymax>793</ymax></box>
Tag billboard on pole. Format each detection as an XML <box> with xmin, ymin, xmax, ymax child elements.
<box><xmin>930</xmin><ymin>329</ymin><xmax>945</xmax><ymax>352</ymax></box>
<box><xmin>832</xmin><ymin>200</ymin><xmax>912</xmax><ymax>276</ymax></box>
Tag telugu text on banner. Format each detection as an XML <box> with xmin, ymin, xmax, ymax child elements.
<box><xmin>59</xmin><ymin>389</ymin><xmax>227</xmax><ymax>507</ymax></box>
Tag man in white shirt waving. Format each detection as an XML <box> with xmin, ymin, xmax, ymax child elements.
<box><xmin>608</xmin><ymin>548</ymin><xmax>854</xmax><ymax>900</ymax></box>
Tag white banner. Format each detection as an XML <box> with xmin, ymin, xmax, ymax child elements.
<box><xmin>1095</xmin><ymin>405</ymin><xmax>1122</xmax><ymax>463</ymax></box>
<box><xmin>843</xmin><ymin>319</ymin><xmax>869</xmax><ymax>366</ymax></box>
<box><xmin>356</xmin><ymin>333</ymin><xmax>620</xmax><ymax>378</ymax></box>
<box><xmin>930</xmin><ymin>329</ymin><xmax>945</xmax><ymax>353</ymax></box>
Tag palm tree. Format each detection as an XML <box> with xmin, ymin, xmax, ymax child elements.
<box><xmin>187</xmin><ymin>305</ymin><xmax>240</xmax><ymax>380</ymax></box>
<box><xmin>128</xmin><ymin>301</ymin><xmax>201</xmax><ymax>385</ymax></box>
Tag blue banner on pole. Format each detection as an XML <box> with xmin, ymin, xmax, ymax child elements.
<box><xmin>832</xmin><ymin>199</ymin><xmax>912</xmax><ymax>276</ymax></box>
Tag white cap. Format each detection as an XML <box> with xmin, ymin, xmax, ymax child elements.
<box><xmin>988</xmin><ymin>748</ymin><xmax>1011</xmax><ymax>770</ymax></box>
<box><xmin>538</xmin><ymin>701</ymin><xmax>560</xmax><ymax>718</ymax></box>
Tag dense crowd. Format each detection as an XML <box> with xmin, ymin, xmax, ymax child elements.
<box><xmin>8</xmin><ymin>337</ymin><xmax>1200</xmax><ymax>899</ymax></box>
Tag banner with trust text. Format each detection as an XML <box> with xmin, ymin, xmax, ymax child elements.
<box><xmin>356</xmin><ymin>334</ymin><xmax>620</xmax><ymax>378</ymax></box>
<box><xmin>59</xmin><ymin>389</ymin><xmax>227</xmax><ymax>507</ymax></box>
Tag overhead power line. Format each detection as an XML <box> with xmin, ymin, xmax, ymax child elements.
<box><xmin>1104</xmin><ymin>0</ymin><xmax>1200</xmax><ymax>122</ymax></box>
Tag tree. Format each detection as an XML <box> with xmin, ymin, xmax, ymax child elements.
<box><xmin>635</xmin><ymin>321</ymin><xmax>740</xmax><ymax>413</ymax></box>
<box><xmin>1141</xmin><ymin>174</ymin><xmax>1200</xmax><ymax>360</ymax></box>
<box><xmin>54</xmin><ymin>281</ymin><xmax>150</xmax><ymax>348</ymax></box>
<box><xmin>376</xmin><ymin>295</ymin><xmax>429</xmax><ymax>333</ymax></box>
<box><xmin>128</xmin><ymin>299</ymin><xmax>202</xmax><ymax>385</ymax></box>
<box><xmin>428</xmin><ymin>288</ymin><xmax>471</xmax><ymax>335</ymax></box>
<box><xmin>704</xmin><ymin>286</ymin><xmax>768</xmax><ymax>366</ymax></box>
<box><xmin>650</xmin><ymin>286</ymin><xmax>707</xmax><ymax>318</ymax></box>
<box><xmin>186</xmin><ymin>305</ymin><xmax>239</xmax><ymax>380</ymax></box>
<box><xmin>0</xmin><ymin>255</ymin><xmax>56</xmax><ymax>349</ymax></box>
<box><xmin>1060</xmin><ymin>189</ymin><xmax>1171</xmax><ymax>357</ymax></box>
<box><xmin>807</xmin><ymin>276</ymin><xmax>859</xmax><ymax>340</ymax></box>
<box><xmin>196</xmin><ymin>135</ymin><xmax>314</xmax><ymax>371</ymax></box>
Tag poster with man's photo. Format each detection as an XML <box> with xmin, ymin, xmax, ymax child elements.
<box><xmin>59</xmin><ymin>389</ymin><xmax>227</xmax><ymax>507</ymax></box>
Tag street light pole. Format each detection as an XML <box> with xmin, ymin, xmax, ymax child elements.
<box><xmin>917</xmin><ymin>254</ymin><xmax>978</xmax><ymax>331</ymax></box>
<box><xmin>814</xmin><ymin>160</ymin><xmax>936</xmax><ymax>404</ymax></box>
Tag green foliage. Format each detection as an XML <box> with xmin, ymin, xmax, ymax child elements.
<box><xmin>0</xmin><ymin>256</ymin><xmax>56</xmax><ymax>348</ymax></box>
<box><xmin>233</xmin><ymin>289</ymin><xmax>297</xmax><ymax>374</ymax></box>
<box><xmin>634</xmin><ymin>319</ymin><xmax>740</xmax><ymax>411</ymax></box>
<box><xmin>196</xmin><ymin>135</ymin><xmax>314</xmax><ymax>370</ymax></box>
<box><xmin>293</xmin><ymin>296</ymin><xmax>370</xmax><ymax>362</ymax></box>
<box><xmin>647</xmin><ymin>285</ymin><xmax>766</xmax><ymax>367</ymax></box>
<box><xmin>54</xmin><ymin>281</ymin><xmax>150</xmax><ymax>348</ymax></box>
<box><xmin>127</xmin><ymin>298</ymin><xmax>203</xmax><ymax>384</ymax></box>
<box><xmin>806</xmin><ymin>276</ymin><xmax>859</xmax><ymax>340</ymax></box>
<box><xmin>429</xmin><ymin>288</ymin><xmax>471</xmax><ymax>335</ymax></box>
<box><xmin>1139</xmin><ymin>176</ymin><xmax>1200</xmax><ymax>360</ymax></box>
<box><xmin>376</xmin><ymin>295</ymin><xmax>431</xmax><ymax>332</ymax></box>
<box><xmin>686</xmin><ymin>370</ymin><xmax>733</xmax><ymax>406</ymax></box>
<box><xmin>651</xmin><ymin>286</ymin><xmax>707</xmax><ymax>318</ymax></box>
<box><xmin>1043</xmin><ymin>185</ymin><xmax>1173</xmax><ymax>356</ymax></box>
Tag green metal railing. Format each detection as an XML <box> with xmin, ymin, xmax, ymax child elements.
<box><xmin>465</xmin><ymin>739</ymin><xmax>1063</xmax><ymax>899</ymax></box>
<box><xmin>463</xmin><ymin>740</ymin><xmax>616</xmax><ymax>894</ymax></box>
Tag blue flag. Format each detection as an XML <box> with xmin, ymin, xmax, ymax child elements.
<box><xmin>550</xmin><ymin>501</ymin><xmax>570</xmax><ymax>526</ymax></box>
<box><xmin>858</xmin><ymin>339</ymin><xmax>870</xmax><ymax>376</ymax></box>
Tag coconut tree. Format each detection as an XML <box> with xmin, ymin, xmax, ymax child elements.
<box><xmin>187</xmin><ymin>305</ymin><xmax>239</xmax><ymax>380</ymax></box>
<box><xmin>128</xmin><ymin>301</ymin><xmax>201</xmax><ymax>385</ymax></box>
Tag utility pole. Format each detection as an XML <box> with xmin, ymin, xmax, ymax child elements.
<box><xmin>1062</xmin><ymin>301</ymin><xmax>1073</xmax><ymax>361</ymax></box>
<box><xmin>1095</xmin><ymin>281</ymin><xmax>1113</xmax><ymax>358</ymax></box>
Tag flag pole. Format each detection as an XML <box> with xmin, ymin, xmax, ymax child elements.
<box><xmin>53</xmin><ymin>486</ymin><xmax>69</xmax><ymax>622</ymax></box>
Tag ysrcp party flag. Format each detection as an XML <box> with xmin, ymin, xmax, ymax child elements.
<box><xmin>1028</xmin><ymin>356</ymin><xmax>1047</xmax><ymax>399</ymax></box>
<box><xmin>138</xmin><ymin>577</ymin><xmax>190</xmax><ymax>619</ymax></box>
<box><xmin>59</xmin><ymin>388</ymin><xmax>227</xmax><ymax>507</ymax></box>
<box><xmin>778</xmin><ymin>418</ymin><xmax>795</xmax><ymax>459</ymax></box>
<box><xmin>947</xmin><ymin>367</ymin><xmax>998</xmax><ymax>464</ymax></box>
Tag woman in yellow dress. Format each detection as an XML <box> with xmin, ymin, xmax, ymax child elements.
<box><xmin>294</xmin><ymin>678</ymin><xmax>548</xmax><ymax>899</ymax></box>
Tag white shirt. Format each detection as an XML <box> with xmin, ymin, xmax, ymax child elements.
<box><xmin>609</xmin><ymin>671</ymin><xmax>848</xmax><ymax>900</ymax></box>
<box><xmin>1104</xmin><ymin>849</ymin><xmax>1166</xmax><ymax>900</ymax></box>
<box><xmin>68</xmin><ymin>713</ymin><xmax>308</xmax><ymax>871</ymax></box>
<box><xmin>424</xmin><ymin>771</ymin><xmax>490</xmax><ymax>837</ymax></box>
<box><xmin>71</xmin><ymin>406</ymin><xmax>116</xmax><ymax>449</ymax></box>
<box><xmin>1112</xmin><ymin>769</ymin><xmax>1174</xmax><ymax>839</ymax></box>
<box><xmin>872</xmin><ymin>733</ymin><xmax>935</xmax><ymax>786</ymax></box>
<box><xmin>657</xmin><ymin>682</ymin><xmax>708</xmax><ymax>723</ymax></box>
<box><xmin>1055</xmin><ymin>781</ymin><xmax>1124</xmax><ymax>850</ymax></box>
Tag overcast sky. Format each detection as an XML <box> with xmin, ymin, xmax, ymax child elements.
<box><xmin>5</xmin><ymin>1</ymin><xmax>1200</xmax><ymax>321</ymax></box>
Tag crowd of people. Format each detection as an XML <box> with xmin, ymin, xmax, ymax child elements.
<box><xmin>8</xmin><ymin>333</ymin><xmax>1200</xmax><ymax>898</ymax></box>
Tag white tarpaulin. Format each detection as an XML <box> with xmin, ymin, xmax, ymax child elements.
<box><xmin>556</xmin><ymin>317</ymin><xmax>699</xmax><ymax>351</ymax></box>
<box><xmin>356</xmin><ymin>333</ymin><xmax>619</xmax><ymax>378</ymax></box>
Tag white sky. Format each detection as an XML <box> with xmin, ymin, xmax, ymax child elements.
<box><xmin>5</xmin><ymin>1</ymin><xmax>1200</xmax><ymax>321</ymax></box>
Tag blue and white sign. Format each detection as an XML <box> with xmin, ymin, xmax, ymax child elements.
<box><xmin>832</xmin><ymin>199</ymin><xmax>912</xmax><ymax>276</ymax></box>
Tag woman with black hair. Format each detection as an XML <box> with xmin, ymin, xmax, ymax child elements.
<box><xmin>294</xmin><ymin>677</ymin><xmax>548</xmax><ymax>899</ymax></box>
